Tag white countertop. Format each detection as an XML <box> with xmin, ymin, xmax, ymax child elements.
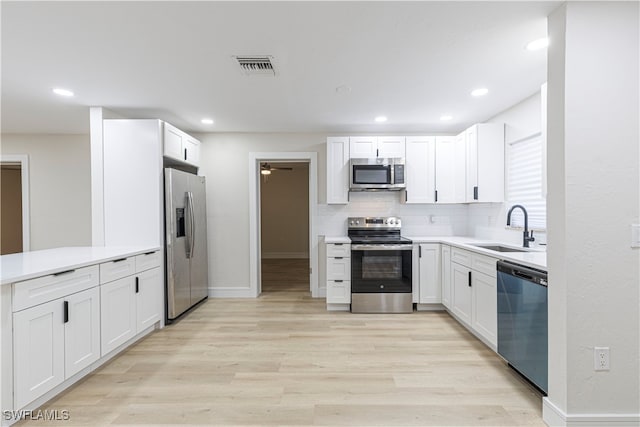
<box><xmin>323</xmin><ymin>235</ymin><xmax>546</xmax><ymax>270</ymax></box>
<box><xmin>0</xmin><ymin>246</ymin><xmax>161</xmax><ymax>285</ymax></box>
<box><xmin>324</xmin><ymin>236</ymin><xmax>351</xmax><ymax>244</ymax></box>
<box><xmin>406</xmin><ymin>236</ymin><xmax>546</xmax><ymax>270</ymax></box>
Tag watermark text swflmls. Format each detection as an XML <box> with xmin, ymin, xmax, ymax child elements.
<box><xmin>2</xmin><ymin>409</ymin><xmax>70</xmax><ymax>421</ymax></box>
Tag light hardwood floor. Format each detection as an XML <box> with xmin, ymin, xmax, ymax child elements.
<box><xmin>21</xmin><ymin>259</ymin><xmax>545</xmax><ymax>426</ymax></box>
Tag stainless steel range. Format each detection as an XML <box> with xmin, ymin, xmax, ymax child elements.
<box><xmin>348</xmin><ymin>217</ymin><xmax>413</xmax><ymax>313</ymax></box>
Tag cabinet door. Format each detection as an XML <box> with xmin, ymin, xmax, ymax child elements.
<box><xmin>435</xmin><ymin>136</ymin><xmax>465</xmax><ymax>203</ymax></box>
<box><xmin>326</xmin><ymin>137</ymin><xmax>350</xmax><ymax>204</ymax></box>
<box><xmin>327</xmin><ymin>280</ymin><xmax>351</xmax><ymax>304</ymax></box>
<box><xmin>163</xmin><ymin>122</ymin><xmax>184</xmax><ymax>161</ymax></box>
<box><xmin>475</xmin><ymin>123</ymin><xmax>505</xmax><ymax>202</ymax></box>
<box><xmin>418</xmin><ymin>244</ymin><xmax>441</xmax><ymax>304</ymax></box>
<box><xmin>451</xmin><ymin>263</ymin><xmax>472</xmax><ymax>326</ymax></box>
<box><xmin>100</xmin><ymin>277</ymin><xmax>136</xmax><ymax>356</ymax></box>
<box><xmin>472</xmin><ymin>270</ymin><xmax>497</xmax><ymax>347</ymax></box>
<box><xmin>404</xmin><ymin>137</ymin><xmax>435</xmax><ymax>204</ymax></box>
<box><xmin>441</xmin><ymin>245</ymin><xmax>451</xmax><ymax>309</ymax></box>
<box><xmin>65</xmin><ymin>287</ymin><xmax>100</xmax><ymax>378</ymax></box>
<box><xmin>13</xmin><ymin>300</ymin><xmax>65</xmax><ymax>409</ymax></box>
<box><xmin>377</xmin><ymin>136</ymin><xmax>405</xmax><ymax>158</ymax></box>
<box><xmin>349</xmin><ymin>136</ymin><xmax>378</xmax><ymax>158</ymax></box>
<box><xmin>136</xmin><ymin>267</ymin><xmax>162</xmax><ymax>333</ymax></box>
<box><xmin>466</xmin><ymin>125</ymin><xmax>479</xmax><ymax>202</ymax></box>
<box><xmin>184</xmin><ymin>136</ymin><xmax>200</xmax><ymax>166</ymax></box>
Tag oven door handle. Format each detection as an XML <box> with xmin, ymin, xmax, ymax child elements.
<box><xmin>351</xmin><ymin>244</ymin><xmax>413</xmax><ymax>251</ymax></box>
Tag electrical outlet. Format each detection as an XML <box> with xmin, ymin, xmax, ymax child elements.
<box><xmin>594</xmin><ymin>347</ymin><xmax>610</xmax><ymax>371</ymax></box>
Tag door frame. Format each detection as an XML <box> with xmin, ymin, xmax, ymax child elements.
<box><xmin>249</xmin><ymin>152</ymin><xmax>318</xmax><ymax>298</ymax></box>
<box><xmin>0</xmin><ymin>155</ymin><xmax>30</xmax><ymax>251</ymax></box>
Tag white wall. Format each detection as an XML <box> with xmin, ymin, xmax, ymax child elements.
<box><xmin>198</xmin><ymin>132</ymin><xmax>468</xmax><ymax>290</ymax></box>
<box><xmin>0</xmin><ymin>134</ymin><xmax>92</xmax><ymax>250</ymax></box>
<box><xmin>467</xmin><ymin>91</ymin><xmax>547</xmax><ymax>246</ymax></box>
<box><xmin>545</xmin><ymin>2</ymin><xmax>639</xmax><ymax>424</ymax></box>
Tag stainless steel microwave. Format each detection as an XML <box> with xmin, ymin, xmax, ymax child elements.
<box><xmin>349</xmin><ymin>158</ymin><xmax>406</xmax><ymax>191</ymax></box>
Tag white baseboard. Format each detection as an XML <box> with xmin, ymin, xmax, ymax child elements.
<box><xmin>543</xmin><ymin>398</ymin><xmax>640</xmax><ymax>426</ymax></box>
<box><xmin>327</xmin><ymin>303</ymin><xmax>350</xmax><ymax>311</ymax></box>
<box><xmin>261</xmin><ymin>252</ymin><xmax>309</xmax><ymax>259</ymax></box>
<box><xmin>416</xmin><ymin>303</ymin><xmax>446</xmax><ymax>311</ymax></box>
<box><xmin>208</xmin><ymin>287</ymin><xmax>256</xmax><ymax>298</ymax></box>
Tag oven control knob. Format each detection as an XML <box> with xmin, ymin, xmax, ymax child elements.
<box><xmin>388</xmin><ymin>218</ymin><xmax>394</xmax><ymax>225</ymax></box>
<box><xmin>380</xmin><ymin>284</ymin><xmax>384</xmax><ymax>289</ymax></box>
<box><xmin>355</xmin><ymin>220</ymin><xmax>360</xmax><ymax>225</ymax></box>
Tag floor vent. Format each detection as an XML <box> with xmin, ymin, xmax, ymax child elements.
<box><xmin>234</xmin><ymin>56</ymin><xmax>276</xmax><ymax>76</ymax></box>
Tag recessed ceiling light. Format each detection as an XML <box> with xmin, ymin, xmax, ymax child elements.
<box><xmin>201</xmin><ymin>118</ymin><xmax>214</xmax><ymax>125</ymax></box>
<box><xmin>471</xmin><ymin>88</ymin><xmax>489</xmax><ymax>97</ymax></box>
<box><xmin>52</xmin><ymin>88</ymin><xmax>74</xmax><ymax>97</ymax></box>
<box><xmin>375</xmin><ymin>116</ymin><xmax>387</xmax><ymax>123</ymax></box>
<box><xmin>440</xmin><ymin>115</ymin><xmax>453</xmax><ymax>121</ymax></box>
<box><xmin>526</xmin><ymin>37</ymin><xmax>549</xmax><ymax>51</ymax></box>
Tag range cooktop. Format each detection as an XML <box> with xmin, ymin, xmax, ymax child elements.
<box><xmin>348</xmin><ymin>235</ymin><xmax>413</xmax><ymax>244</ymax></box>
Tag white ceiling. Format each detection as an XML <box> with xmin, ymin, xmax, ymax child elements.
<box><xmin>1</xmin><ymin>1</ymin><xmax>559</xmax><ymax>135</ymax></box>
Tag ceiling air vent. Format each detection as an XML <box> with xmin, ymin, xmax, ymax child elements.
<box><xmin>234</xmin><ymin>55</ymin><xmax>276</xmax><ymax>76</ymax></box>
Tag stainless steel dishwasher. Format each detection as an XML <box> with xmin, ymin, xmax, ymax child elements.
<box><xmin>497</xmin><ymin>260</ymin><xmax>548</xmax><ymax>394</ymax></box>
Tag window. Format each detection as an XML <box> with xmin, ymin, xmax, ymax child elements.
<box><xmin>506</xmin><ymin>133</ymin><xmax>546</xmax><ymax>230</ymax></box>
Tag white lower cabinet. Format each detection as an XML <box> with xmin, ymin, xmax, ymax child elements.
<box><xmin>13</xmin><ymin>286</ymin><xmax>100</xmax><ymax>409</ymax></box>
<box><xmin>325</xmin><ymin>243</ymin><xmax>351</xmax><ymax>305</ymax></box>
<box><xmin>449</xmin><ymin>247</ymin><xmax>498</xmax><ymax>348</ymax></box>
<box><xmin>101</xmin><ymin>260</ymin><xmax>162</xmax><ymax>356</ymax></box>
<box><xmin>471</xmin><ymin>270</ymin><xmax>497</xmax><ymax>346</ymax></box>
<box><xmin>417</xmin><ymin>243</ymin><xmax>441</xmax><ymax>304</ymax></box>
<box><xmin>451</xmin><ymin>262</ymin><xmax>472</xmax><ymax>325</ymax></box>
<box><xmin>441</xmin><ymin>245</ymin><xmax>451</xmax><ymax>309</ymax></box>
<box><xmin>136</xmin><ymin>267</ymin><xmax>162</xmax><ymax>331</ymax></box>
<box><xmin>100</xmin><ymin>276</ymin><xmax>137</xmax><ymax>355</ymax></box>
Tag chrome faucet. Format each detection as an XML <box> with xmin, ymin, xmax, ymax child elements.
<box><xmin>507</xmin><ymin>204</ymin><xmax>535</xmax><ymax>248</ymax></box>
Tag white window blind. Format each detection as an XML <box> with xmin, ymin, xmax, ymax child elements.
<box><xmin>506</xmin><ymin>133</ymin><xmax>546</xmax><ymax>230</ymax></box>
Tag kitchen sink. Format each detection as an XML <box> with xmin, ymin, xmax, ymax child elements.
<box><xmin>471</xmin><ymin>244</ymin><xmax>529</xmax><ymax>253</ymax></box>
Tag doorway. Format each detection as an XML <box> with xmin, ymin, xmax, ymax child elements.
<box><xmin>260</xmin><ymin>162</ymin><xmax>310</xmax><ymax>294</ymax></box>
<box><xmin>248</xmin><ymin>152</ymin><xmax>318</xmax><ymax>298</ymax></box>
<box><xmin>0</xmin><ymin>155</ymin><xmax>30</xmax><ymax>254</ymax></box>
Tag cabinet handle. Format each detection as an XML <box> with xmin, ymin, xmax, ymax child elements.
<box><xmin>334</xmin><ymin>243</ymin><xmax>343</xmax><ymax>246</ymax></box>
<box><xmin>405</xmin><ymin>191</ymin><xmax>408</xmax><ymax>202</ymax></box>
<box><xmin>468</xmin><ymin>271</ymin><xmax>472</xmax><ymax>287</ymax></box>
<box><xmin>63</xmin><ymin>301</ymin><xmax>69</xmax><ymax>323</ymax></box>
<box><xmin>113</xmin><ymin>258</ymin><xmax>127</xmax><ymax>263</ymax></box>
<box><xmin>335</xmin><ymin>280</ymin><xmax>344</xmax><ymax>283</ymax></box>
<box><xmin>135</xmin><ymin>277</ymin><xmax>140</xmax><ymax>293</ymax></box>
<box><xmin>376</xmin><ymin>148</ymin><xmax>379</xmax><ymax>157</ymax></box>
<box><xmin>184</xmin><ymin>148</ymin><xmax>187</xmax><ymax>161</ymax></box>
<box><xmin>419</xmin><ymin>245</ymin><xmax>422</xmax><ymax>258</ymax></box>
<box><xmin>144</xmin><ymin>251</ymin><xmax>156</xmax><ymax>255</ymax></box>
<box><xmin>435</xmin><ymin>190</ymin><xmax>438</xmax><ymax>202</ymax></box>
<box><xmin>473</xmin><ymin>186</ymin><xmax>478</xmax><ymax>200</ymax></box>
<box><xmin>335</xmin><ymin>257</ymin><xmax>343</xmax><ymax>260</ymax></box>
<box><xmin>54</xmin><ymin>269</ymin><xmax>75</xmax><ymax>276</ymax></box>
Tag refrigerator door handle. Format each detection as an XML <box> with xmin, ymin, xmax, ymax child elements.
<box><xmin>188</xmin><ymin>191</ymin><xmax>196</xmax><ymax>258</ymax></box>
<box><xmin>184</xmin><ymin>192</ymin><xmax>192</xmax><ymax>259</ymax></box>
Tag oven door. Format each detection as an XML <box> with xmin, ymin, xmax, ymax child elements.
<box><xmin>350</xmin><ymin>244</ymin><xmax>413</xmax><ymax>293</ymax></box>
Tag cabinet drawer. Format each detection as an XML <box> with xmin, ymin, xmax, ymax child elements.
<box><xmin>327</xmin><ymin>243</ymin><xmax>350</xmax><ymax>258</ymax></box>
<box><xmin>13</xmin><ymin>265</ymin><xmax>99</xmax><ymax>312</ymax></box>
<box><xmin>471</xmin><ymin>253</ymin><xmax>498</xmax><ymax>278</ymax></box>
<box><xmin>135</xmin><ymin>251</ymin><xmax>161</xmax><ymax>273</ymax></box>
<box><xmin>451</xmin><ymin>247</ymin><xmax>472</xmax><ymax>267</ymax></box>
<box><xmin>100</xmin><ymin>257</ymin><xmax>136</xmax><ymax>284</ymax></box>
<box><xmin>327</xmin><ymin>280</ymin><xmax>351</xmax><ymax>304</ymax></box>
<box><xmin>327</xmin><ymin>258</ymin><xmax>351</xmax><ymax>281</ymax></box>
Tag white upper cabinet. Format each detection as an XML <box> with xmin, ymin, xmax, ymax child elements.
<box><xmin>464</xmin><ymin>123</ymin><xmax>505</xmax><ymax>202</ymax></box>
<box><xmin>349</xmin><ymin>136</ymin><xmax>405</xmax><ymax>158</ymax></box>
<box><xmin>404</xmin><ymin>136</ymin><xmax>436</xmax><ymax>204</ymax></box>
<box><xmin>326</xmin><ymin>137</ymin><xmax>350</xmax><ymax>204</ymax></box>
<box><xmin>434</xmin><ymin>135</ymin><xmax>466</xmax><ymax>203</ymax></box>
<box><xmin>163</xmin><ymin>122</ymin><xmax>201</xmax><ymax>167</ymax></box>
<box><xmin>377</xmin><ymin>136</ymin><xmax>406</xmax><ymax>158</ymax></box>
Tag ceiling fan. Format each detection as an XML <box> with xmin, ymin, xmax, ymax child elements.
<box><xmin>260</xmin><ymin>163</ymin><xmax>292</xmax><ymax>175</ymax></box>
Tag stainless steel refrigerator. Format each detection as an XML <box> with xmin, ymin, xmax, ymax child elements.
<box><xmin>164</xmin><ymin>168</ymin><xmax>209</xmax><ymax>321</ymax></box>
